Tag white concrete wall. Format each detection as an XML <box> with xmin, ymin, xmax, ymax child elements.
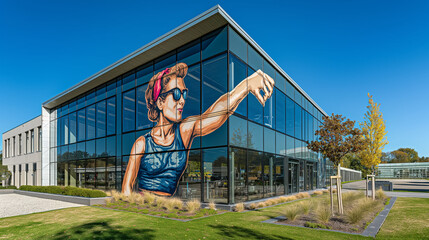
<box><xmin>41</xmin><ymin>107</ymin><xmax>51</xmax><ymax>186</ymax></box>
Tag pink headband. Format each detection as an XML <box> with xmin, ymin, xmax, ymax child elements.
<box><xmin>153</xmin><ymin>68</ymin><xmax>170</xmax><ymax>102</ymax></box>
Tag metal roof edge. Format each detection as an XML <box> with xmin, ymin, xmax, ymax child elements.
<box><xmin>216</xmin><ymin>6</ymin><xmax>327</xmax><ymax>116</ymax></box>
<box><xmin>2</xmin><ymin>115</ymin><xmax>42</xmax><ymax>135</ymax></box>
<box><xmin>42</xmin><ymin>5</ymin><xmax>222</xmax><ymax>107</ymax></box>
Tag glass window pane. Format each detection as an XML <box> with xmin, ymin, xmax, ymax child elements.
<box><xmin>202</xmin><ymin>27</ymin><xmax>227</xmax><ymax>60</ymax></box>
<box><xmin>86</xmin><ymin>140</ymin><xmax>96</xmax><ymax>158</ymax></box>
<box><xmin>96</xmin><ymin>159</ymin><xmax>106</xmax><ymax>189</ymax></box>
<box><xmin>106</xmin><ymin>136</ymin><xmax>116</xmax><ymax>157</ymax></box>
<box><xmin>264</xmin><ymin>127</ymin><xmax>275</xmax><ymax>153</ymax></box>
<box><xmin>286</xmin><ymin>80</ymin><xmax>294</xmax><ymax>99</ymax></box>
<box><xmin>248</xmin><ymin>68</ymin><xmax>263</xmax><ymax>124</ymax></box>
<box><xmin>122</xmin><ymin>72</ymin><xmax>135</xmax><ymax>92</ymax></box>
<box><xmin>203</xmin><ymin>147</ymin><xmax>228</xmax><ymax>203</ymax></box>
<box><xmin>96</xmin><ymin>85</ymin><xmax>106</xmax><ymax>101</ymax></box>
<box><xmin>154</xmin><ymin>52</ymin><xmax>176</xmax><ymax>72</ymax></box>
<box><xmin>275</xmin><ymin>89</ymin><xmax>285</xmax><ymax>133</ymax></box>
<box><xmin>229</xmin><ymin>27</ymin><xmax>247</xmax><ymax>62</ymax></box>
<box><xmin>276</xmin><ymin>72</ymin><xmax>286</xmax><ymax>94</ymax></box>
<box><xmin>96</xmin><ymin>138</ymin><xmax>106</xmax><ymax>157</ymax></box>
<box><xmin>264</xmin><ymin>86</ymin><xmax>275</xmax><ymax>128</ymax></box>
<box><xmin>231</xmin><ymin>147</ymin><xmax>247</xmax><ymax>203</ymax></box>
<box><xmin>123</xmin><ymin>89</ymin><xmax>136</xmax><ymax>132</ymax></box>
<box><xmin>76</xmin><ymin>142</ymin><xmax>85</xmax><ymax>159</ymax></box>
<box><xmin>202</xmin><ymin>54</ymin><xmax>227</xmax><ymax>113</ymax></box>
<box><xmin>96</xmin><ymin>100</ymin><xmax>106</xmax><ymax>138</ymax></box>
<box><xmin>247</xmin><ymin>121</ymin><xmax>263</xmax><ymax>151</ymax></box>
<box><xmin>68</xmin><ymin>143</ymin><xmax>76</xmax><ymax>160</ymax></box>
<box><xmin>229</xmin><ymin>54</ymin><xmax>247</xmax><ymax>117</ymax></box>
<box><xmin>106</xmin><ymin>80</ymin><xmax>116</xmax><ymax>98</ymax></box>
<box><xmin>68</xmin><ymin>100</ymin><xmax>77</xmax><ymax>113</ymax></box>
<box><xmin>106</xmin><ymin>157</ymin><xmax>116</xmax><ymax>190</ymax></box>
<box><xmin>229</xmin><ymin>115</ymin><xmax>247</xmax><ymax>148</ymax></box>
<box><xmin>86</xmin><ymin>104</ymin><xmax>96</xmax><ymax>140</ymax></box>
<box><xmin>177</xmin><ymin>149</ymin><xmax>201</xmax><ymax>201</ymax></box>
<box><xmin>248</xmin><ymin>150</ymin><xmax>263</xmax><ymax>200</ymax></box>
<box><xmin>122</xmin><ymin>132</ymin><xmax>135</xmax><ymax>156</ymax></box>
<box><xmin>107</xmin><ymin>97</ymin><xmax>116</xmax><ymax>136</ymax></box>
<box><xmin>86</xmin><ymin>91</ymin><xmax>95</xmax><ymax>106</ymax></box>
<box><xmin>178</xmin><ymin>40</ymin><xmax>200</xmax><ymax>66</ymax></box>
<box><xmin>136</xmin><ymin>85</ymin><xmax>152</xmax><ymax>130</ymax></box>
<box><xmin>274</xmin><ymin>156</ymin><xmax>285</xmax><ymax>196</ymax></box>
<box><xmin>248</xmin><ymin>46</ymin><xmax>263</xmax><ymax>71</ymax></box>
<box><xmin>263</xmin><ymin>153</ymin><xmax>275</xmax><ymax>197</ymax></box>
<box><xmin>69</xmin><ymin>112</ymin><xmax>77</xmax><ymax>144</ymax></box>
<box><xmin>201</xmin><ymin>117</ymin><xmax>227</xmax><ymax>148</ymax></box>
<box><xmin>63</xmin><ymin>115</ymin><xmax>69</xmax><ymax>145</ymax></box>
<box><xmin>136</xmin><ymin>63</ymin><xmax>153</xmax><ymax>86</ymax></box>
<box><xmin>182</xmin><ymin>64</ymin><xmax>200</xmax><ymax>119</ymax></box>
<box><xmin>295</xmin><ymin>104</ymin><xmax>302</xmax><ymax>139</ymax></box>
<box><xmin>77</xmin><ymin>109</ymin><xmax>85</xmax><ymax>142</ymax></box>
<box><xmin>86</xmin><ymin>159</ymin><xmax>96</xmax><ymax>189</ymax></box>
<box><xmin>276</xmin><ymin>132</ymin><xmax>286</xmax><ymax>156</ymax></box>
<box><xmin>286</xmin><ymin>96</ymin><xmax>294</xmax><ymax>136</ymax></box>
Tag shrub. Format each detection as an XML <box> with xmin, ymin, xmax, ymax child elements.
<box><xmin>0</xmin><ymin>186</ymin><xmax>17</xmax><ymax>189</ymax></box>
<box><xmin>234</xmin><ymin>203</ymin><xmax>245</xmax><ymax>212</ymax></box>
<box><xmin>315</xmin><ymin>205</ymin><xmax>331</xmax><ymax>224</ymax></box>
<box><xmin>19</xmin><ymin>185</ymin><xmax>106</xmax><ymax>198</ymax></box>
<box><xmin>208</xmin><ymin>200</ymin><xmax>216</xmax><ymax>210</ymax></box>
<box><xmin>284</xmin><ymin>205</ymin><xmax>301</xmax><ymax>221</ymax></box>
<box><xmin>304</xmin><ymin>222</ymin><xmax>331</xmax><ymax>229</ymax></box>
<box><xmin>186</xmin><ymin>199</ymin><xmax>201</xmax><ymax>214</ymax></box>
<box><xmin>376</xmin><ymin>188</ymin><xmax>387</xmax><ymax>200</ymax></box>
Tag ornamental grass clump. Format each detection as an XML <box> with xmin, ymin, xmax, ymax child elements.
<box><xmin>257</xmin><ymin>202</ymin><xmax>266</xmax><ymax>208</ymax></box>
<box><xmin>299</xmin><ymin>200</ymin><xmax>312</xmax><ymax>214</ymax></box>
<box><xmin>164</xmin><ymin>198</ymin><xmax>176</xmax><ymax>211</ymax></box>
<box><xmin>105</xmin><ymin>198</ymin><xmax>112</xmax><ymax>204</ymax></box>
<box><xmin>234</xmin><ymin>203</ymin><xmax>245</xmax><ymax>212</ymax></box>
<box><xmin>312</xmin><ymin>190</ymin><xmax>323</xmax><ymax>195</ymax></box>
<box><xmin>171</xmin><ymin>198</ymin><xmax>184</xmax><ymax>210</ymax></box>
<box><xmin>186</xmin><ymin>199</ymin><xmax>201</xmax><ymax>214</ymax></box>
<box><xmin>284</xmin><ymin>205</ymin><xmax>301</xmax><ymax>221</ymax></box>
<box><xmin>296</xmin><ymin>192</ymin><xmax>311</xmax><ymax>199</ymax></box>
<box><xmin>279</xmin><ymin>196</ymin><xmax>288</xmax><ymax>203</ymax></box>
<box><xmin>143</xmin><ymin>192</ymin><xmax>156</xmax><ymax>206</ymax></box>
<box><xmin>322</xmin><ymin>189</ymin><xmax>329</xmax><ymax>193</ymax></box>
<box><xmin>376</xmin><ymin>188</ymin><xmax>387</xmax><ymax>200</ymax></box>
<box><xmin>247</xmin><ymin>203</ymin><xmax>257</xmax><ymax>210</ymax></box>
<box><xmin>112</xmin><ymin>191</ymin><xmax>121</xmax><ymax>202</ymax></box>
<box><xmin>208</xmin><ymin>200</ymin><xmax>216</xmax><ymax>210</ymax></box>
<box><xmin>315</xmin><ymin>204</ymin><xmax>331</xmax><ymax>224</ymax></box>
<box><xmin>155</xmin><ymin>196</ymin><xmax>168</xmax><ymax>208</ymax></box>
<box><xmin>342</xmin><ymin>191</ymin><xmax>364</xmax><ymax>206</ymax></box>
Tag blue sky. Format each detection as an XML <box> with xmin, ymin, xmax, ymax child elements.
<box><xmin>0</xmin><ymin>1</ymin><xmax>428</xmax><ymax>156</ymax></box>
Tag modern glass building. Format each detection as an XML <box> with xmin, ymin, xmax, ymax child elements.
<box><xmin>41</xmin><ymin>5</ymin><xmax>328</xmax><ymax>204</ymax></box>
<box><xmin>377</xmin><ymin>162</ymin><xmax>429</xmax><ymax>179</ymax></box>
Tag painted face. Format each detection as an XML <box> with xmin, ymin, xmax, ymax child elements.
<box><xmin>158</xmin><ymin>77</ymin><xmax>187</xmax><ymax>122</ymax></box>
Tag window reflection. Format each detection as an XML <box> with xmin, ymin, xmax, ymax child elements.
<box><xmin>202</xmin><ymin>54</ymin><xmax>227</xmax><ymax>113</ymax></box>
<box><xmin>231</xmin><ymin>147</ymin><xmax>247</xmax><ymax>203</ymax></box>
<box><xmin>177</xmin><ymin>150</ymin><xmax>201</xmax><ymax>200</ymax></box>
<box><xmin>203</xmin><ymin>147</ymin><xmax>227</xmax><ymax>203</ymax></box>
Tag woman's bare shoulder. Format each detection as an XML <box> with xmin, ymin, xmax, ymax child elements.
<box><xmin>134</xmin><ymin>135</ymin><xmax>146</xmax><ymax>154</ymax></box>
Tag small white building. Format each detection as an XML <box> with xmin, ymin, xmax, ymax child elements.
<box><xmin>2</xmin><ymin>115</ymin><xmax>42</xmax><ymax>187</ymax></box>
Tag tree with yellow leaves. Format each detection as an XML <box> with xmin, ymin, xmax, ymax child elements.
<box><xmin>360</xmin><ymin>93</ymin><xmax>388</xmax><ymax>172</ymax></box>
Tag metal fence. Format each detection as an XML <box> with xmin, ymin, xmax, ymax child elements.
<box><xmin>340</xmin><ymin>167</ymin><xmax>362</xmax><ymax>182</ymax></box>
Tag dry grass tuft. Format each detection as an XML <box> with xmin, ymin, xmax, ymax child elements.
<box><xmin>155</xmin><ymin>197</ymin><xmax>168</xmax><ymax>208</ymax></box>
<box><xmin>105</xmin><ymin>191</ymin><xmax>112</xmax><ymax>197</ymax></box>
<box><xmin>265</xmin><ymin>199</ymin><xmax>277</xmax><ymax>206</ymax></box>
<box><xmin>257</xmin><ymin>202</ymin><xmax>266</xmax><ymax>208</ymax></box>
<box><xmin>234</xmin><ymin>203</ymin><xmax>245</xmax><ymax>212</ymax></box>
<box><xmin>247</xmin><ymin>203</ymin><xmax>257</xmax><ymax>210</ymax></box>
<box><xmin>284</xmin><ymin>205</ymin><xmax>301</xmax><ymax>221</ymax></box>
<box><xmin>299</xmin><ymin>200</ymin><xmax>312</xmax><ymax>214</ymax></box>
<box><xmin>186</xmin><ymin>199</ymin><xmax>201</xmax><ymax>214</ymax></box>
<box><xmin>143</xmin><ymin>192</ymin><xmax>156</xmax><ymax>205</ymax></box>
<box><xmin>376</xmin><ymin>188</ymin><xmax>387</xmax><ymax>200</ymax></box>
<box><xmin>313</xmin><ymin>190</ymin><xmax>323</xmax><ymax>195</ymax></box>
<box><xmin>208</xmin><ymin>200</ymin><xmax>216</xmax><ymax>210</ymax></box>
<box><xmin>296</xmin><ymin>192</ymin><xmax>311</xmax><ymax>199</ymax></box>
<box><xmin>322</xmin><ymin>189</ymin><xmax>329</xmax><ymax>193</ymax></box>
<box><xmin>315</xmin><ymin>204</ymin><xmax>331</xmax><ymax>223</ymax></box>
<box><xmin>171</xmin><ymin>198</ymin><xmax>184</xmax><ymax>210</ymax></box>
<box><xmin>105</xmin><ymin>198</ymin><xmax>112</xmax><ymax>204</ymax></box>
<box><xmin>111</xmin><ymin>191</ymin><xmax>121</xmax><ymax>202</ymax></box>
<box><xmin>279</xmin><ymin>196</ymin><xmax>289</xmax><ymax>203</ymax></box>
<box><xmin>287</xmin><ymin>196</ymin><xmax>297</xmax><ymax>201</ymax></box>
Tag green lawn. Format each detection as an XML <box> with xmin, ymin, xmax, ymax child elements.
<box><xmin>0</xmin><ymin>197</ymin><xmax>428</xmax><ymax>239</ymax></box>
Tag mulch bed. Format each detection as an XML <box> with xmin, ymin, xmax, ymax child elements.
<box><xmin>277</xmin><ymin>198</ymin><xmax>389</xmax><ymax>233</ymax></box>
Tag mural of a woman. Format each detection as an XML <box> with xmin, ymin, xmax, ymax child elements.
<box><xmin>122</xmin><ymin>62</ymin><xmax>275</xmax><ymax>196</ymax></box>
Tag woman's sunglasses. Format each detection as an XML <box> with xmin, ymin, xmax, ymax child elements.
<box><xmin>161</xmin><ymin>88</ymin><xmax>188</xmax><ymax>101</ymax></box>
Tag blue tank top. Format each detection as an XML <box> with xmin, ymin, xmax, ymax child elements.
<box><xmin>138</xmin><ymin>123</ymin><xmax>187</xmax><ymax>196</ymax></box>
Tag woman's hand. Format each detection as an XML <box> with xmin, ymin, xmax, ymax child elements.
<box><xmin>247</xmin><ymin>70</ymin><xmax>275</xmax><ymax>107</ymax></box>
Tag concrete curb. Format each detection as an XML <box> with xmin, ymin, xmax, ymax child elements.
<box><xmin>0</xmin><ymin>189</ymin><xmax>111</xmax><ymax>206</ymax></box>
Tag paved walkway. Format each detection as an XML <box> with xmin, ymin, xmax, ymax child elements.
<box><xmin>343</xmin><ymin>179</ymin><xmax>429</xmax><ymax>198</ymax></box>
<box><xmin>0</xmin><ymin>194</ymin><xmax>84</xmax><ymax>218</ymax></box>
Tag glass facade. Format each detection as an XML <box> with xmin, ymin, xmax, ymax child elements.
<box><xmin>49</xmin><ymin>25</ymin><xmax>327</xmax><ymax>204</ymax></box>
<box><xmin>377</xmin><ymin>163</ymin><xmax>429</xmax><ymax>179</ymax></box>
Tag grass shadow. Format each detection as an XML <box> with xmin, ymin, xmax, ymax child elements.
<box><xmin>52</xmin><ymin>219</ymin><xmax>155</xmax><ymax>240</ymax></box>
<box><xmin>208</xmin><ymin>224</ymin><xmax>292</xmax><ymax>240</ymax></box>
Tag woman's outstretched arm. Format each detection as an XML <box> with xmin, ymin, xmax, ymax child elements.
<box><xmin>181</xmin><ymin>70</ymin><xmax>274</xmax><ymax>141</ymax></box>
<box><xmin>122</xmin><ymin>136</ymin><xmax>146</xmax><ymax>195</ymax></box>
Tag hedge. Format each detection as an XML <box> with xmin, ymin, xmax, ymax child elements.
<box><xmin>19</xmin><ymin>185</ymin><xmax>107</xmax><ymax>198</ymax></box>
<box><xmin>0</xmin><ymin>186</ymin><xmax>17</xmax><ymax>189</ymax></box>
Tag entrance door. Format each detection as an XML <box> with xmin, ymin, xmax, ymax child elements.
<box><xmin>288</xmin><ymin>161</ymin><xmax>299</xmax><ymax>193</ymax></box>
<box><xmin>306</xmin><ymin>163</ymin><xmax>313</xmax><ymax>190</ymax></box>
